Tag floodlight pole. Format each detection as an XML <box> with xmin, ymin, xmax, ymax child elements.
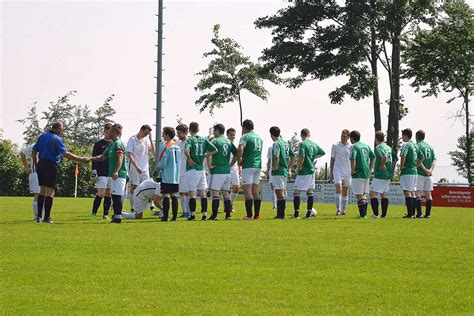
<box><xmin>155</xmin><ymin>0</ymin><xmax>164</xmax><ymax>156</ymax></box>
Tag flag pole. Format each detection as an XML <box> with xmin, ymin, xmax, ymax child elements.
<box><xmin>74</xmin><ymin>163</ymin><xmax>78</xmax><ymax>198</ymax></box>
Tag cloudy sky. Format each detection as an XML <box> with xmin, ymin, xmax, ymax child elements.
<box><xmin>1</xmin><ymin>0</ymin><xmax>472</xmax><ymax>182</ymax></box>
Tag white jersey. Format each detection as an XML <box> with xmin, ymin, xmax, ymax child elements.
<box><xmin>134</xmin><ymin>179</ymin><xmax>160</xmax><ymax>200</ymax></box>
<box><xmin>177</xmin><ymin>139</ymin><xmax>187</xmax><ymax>173</ymax></box>
<box><xmin>331</xmin><ymin>141</ymin><xmax>351</xmax><ymax>177</ymax></box>
<box><xmin>127</xmin><ymin>135</ymin><xmax>152</xmax><ymax>170</ymax></box>
<box><xmin>22</xmin><ymin>144</ymin><xmax>36</xmax><ymax>173</ymax></box>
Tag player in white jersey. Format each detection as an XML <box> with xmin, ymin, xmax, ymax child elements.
<box><xmin>330</xmin><ymin>129</ymin><xmax>352</xmax><ymax>216</ymax></box>
<box><xmin>265</xmin><ymin>145</ymin><xmax>277</xmax><ymax>210</ymax></box>
<box><xmin>227</xmin><ymin>128</ymin><xmax>240</xmax><ymax>208</ymax></box>
<box><xmin>126</xmin><ymin>125</ymin><xmax>155</xmax><ymax>213</ymax></box>
<box><xmin>122</xmin><ymin>179</ymin><xmax>162</xmax><ymax>219</ymax></box>
<box><xmin>20</xmin><ymin>143</ymin><xmax>41</xmax><ymax>218</ymax></box>
<box><xmin>176</xmin><ymin>124</ymin><xmax>190</xmax><ymax>218</ymax></box>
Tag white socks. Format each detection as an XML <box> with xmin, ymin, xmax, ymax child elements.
<box><xmin>335</xmin><ymin>193</ymin><xmax>341</xmax><ymax>211</ymax></box>
<box><xmin>180</xmin><ymin>196</ymin><xmax>189</xmax><ymax>214</ymax></box>
<box><xmin>33</xmin><ymin>201</ymin><xmax>38</xmax><ymax>217</ymax></box>
<box><xmin>341</xmin><ymin>196</ymin><xmax>348</xmax><ymax>212</ymax></box>
<box><xmin>272</xmin><ymin>191</ymin><xmax>277</xmax><ymax>209</ymax></box>
<box><xmin>122</xmin><ymin>212</ymin><xmax>135</xmax><ymax>219</ymax></box>
<box><xmin>129</xmin><ymin>193</ymin><xmax>134</xmax><ymax>210</ymax></box>
<box><xmin>230</xmin><ymin>192</ymin><xmax>238</xmax><ymax>203</ymax></box>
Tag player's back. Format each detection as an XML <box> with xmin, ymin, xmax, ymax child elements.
<box><xmin>157</xmin><ymin>143</ymin><xmax>181</xmax><ymax>183</ymax></box>
<box><xmin>211</xmin><ymin>136</ymin><xmax>236</xmax><ymax>174</ymax></box>
<box><xmin>135</xmin><ymin>179</ymin><xmax>158</xmax><ymax>199</ymax></box>
<box><xmin>241</xmin><ymin>131</ymin><xmax>263</xmax><ymax>169</ymax></box>
<box><xmin>416</xmin><ymin>141</ymin><xmax>436</xmax><ymax>176</ymax></box>
<box><xmin>351</xmin><ymin>141</ymin><xmax>373</xmax><ymax>179</ymax></box>
<box><xmin>400</xmin><ymin>141</ymin><xmax>418</xmax><ymax>175</ymax></box>
<box><xmin>374</xmin><ymin>143</ymin><xmax>393</xmax><ymax>180</ymax></box>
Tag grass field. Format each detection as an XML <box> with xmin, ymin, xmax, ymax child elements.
<box><xmin>0</xmin><ymin>197</ymin><xmax>472</xmax><ymax>314</ymax></box>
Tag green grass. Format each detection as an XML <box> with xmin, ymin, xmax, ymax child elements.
<box><xmin>0</xmin><ymin>197</ymin><xmax>472</xmax><ymax>314</ymax></box>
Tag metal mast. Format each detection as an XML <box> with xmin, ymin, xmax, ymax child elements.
<box><xmin>155</xmin><ymin>0</ymin><xmax>164</xmax><ymax>155</ymax></box>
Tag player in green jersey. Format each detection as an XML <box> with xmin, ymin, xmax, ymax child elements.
<box><xmin>227</xmin><ymin>128</ymin><xmax>241</xmax><ymax>208</ymax></box>
<box><xmin>349</xmin><ymin>130</ymin><xmax>375</xmax><ymax>219</ymax></box>
<box><xmin>230</xmin><ymin>119</ymin><xmax>263</xmax><ymax>220</ymax></box>
<box><xmin>400</xmin><ymin>128</ymin><xmax>418</xmax><ymax>218</ymax></box>
<box><xmin>184</xmin><ymin>122</ymin><xmax>217</xmax><ymax>221</ymax></box>
<box><xmin>207</xmin><ymin>124</ymin><xmax>237</xmax><ymax>220</ymax></box>
<box><xmin>270</xmin><ymin>126</ymin><xmax>296</xmax><ymax>219</ymax></box>
<box><xmin>369</xmin><ymin>131</ymin><xmax>393</xmax><ymax>218</ymax></box>
<box><xmin>293</xmin><ymin>128</ymin><xmax>325</xmax><ymax>219</ymax></box>
<box><xmin>415</xmin><ymin>130</ymin><xmax>437</xmax><ymax>218</ymax></box>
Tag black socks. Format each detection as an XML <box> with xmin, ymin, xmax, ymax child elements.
<box><xmin>254</xmin><ymin>199</ymin><xmax>262</xmax><ymax>217</ymax></box>
<box><xmin>37</xmin><ymin>195</ymin><xmax>45</xmax><ymax>218</ymax></box>
<box><xmin>162</xmin><ymin>197</ymin><xmax>170</xmax><ymax>220</ymax></box>
<box><xmin>92</xmin><ymin>196</ymin><xmax>102</xmax><ymax>215</ymax></box>
<box><xmin>357</xmin><ymin>199</ymin><xmax>367</xmax><ymax>217</ymax></box>
<box><xmin>416</xmin><ymin>198</ymin><xmax>423</xmax><ymax>217</ymax></box>
<box><xmin>426</xmin><ymin>199</ymin><xmax>432</xmax><ymax>217</ymax></box>
<box><xmin>44</xmin><ymin>196</ymin><xmax>53</xmax><ymax>219</ymax></box>
<box><xmin>211</xmin><ymin>197</ymin><xmax>220</xmax><ymax>219</ymax></box>
<box><xmin>370</xmin><ymin>198</ymin><xmax>379</xmax><ymax>216</ymax></box>
<box><xmin>171</xmin><ymin>196</ymin><xmax>179</xmax><ymax>220</ymax></box>
<box><xmin>103</xmin><ymin>196</ymin><xmax>111</xmax><ymax>216</ymax></box>
<box><xmin>245</xmin><ymin>199</ymin><xmax>253</xmax><ymax>218</ymax></box>
<box><xmin>381</xmin><ymin>198</ymin><xmax>389</xmax><ymax>217</ymax></box>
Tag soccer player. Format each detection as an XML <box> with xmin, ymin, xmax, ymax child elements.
<box><xmin>122</xmin><ymin>179</ymin><xmax>162</xmax><ymax>219</ymax></box>
<box><xmin>208</xmin><ymin>124</ymin><xmax>237</xmax><ymax>220</ymax></box>
<box><xmin>20</xmin><ymin>143</ymin><xmax>40</xmax><ymax>219</ymax></box>
<box><xmin>270</xmin><ymin>126</ymin><xmax>295</xmax><ymax>219</ymax></box>
<box><xmin>32</xmin><ymin>122</ymin><xmax>89</xmax><ymax>223</ymax></box>
<box><xmin>293</xmin><ymin>128</ymin><xmax>325</xmax><ymax>219</ymax></box>
<box><xmin>265</xmin><ymin>145</ymin><xmax>277</xmax><ymax>210</ymax></box>
<box><xmin>126</xmin><ymin>125</ymin><xmax>155</xmax><ymax>213</ymax></box>
<box><xmin>349</xmin><ymin>130</ymin><xmax>375</xmax><ymax>219</ymax></box>
<box><xmin>227</xmin><ymin>128</ymin><xmax>240</xmax><ymax>208</ymax></box>
<box><xmin>90</xmin><ymin>124</ymin><xmax>128</xmax><ymax>223</ymax></box>
<box><xmin>415</xmin><ymin>130</ymin><xmax>436</xmax><ymax>218</ymax></box>
<box><xmin>155</xmin><ymin>127</ymin><xmax>181</xmax><ymax>221</ymax></box>
<box><xmin>399</xmin><ymin>128</ymin><xmax>418</xmax><ymax>218</ymax></box>
<box><xmin>90</xmin><ymin>123</ymin><xmax>112</xmax><ymax>219</ymax></box>
<box><xmin>330</xmin><ymin>129</ymin><xmax>352</xmax><ymax>216</ymax></box>
<box><xmin>230</xmin><ymin>119</ymin><xmax>263</xmax><ymax>220</ymax></box>
<box><xmin>176</xmin><ymin>124</ymin><xmax>190</xmax><ymax>218</ymax></box>
<box><xmin>369</xmin><ymin>131</ymin><xmax>393</xmax><ymax>218</ymax></box>
<box><xmin>184</xmin><ymin>122</ymin><xmax>218</xmax><ymax>221</ymax></box>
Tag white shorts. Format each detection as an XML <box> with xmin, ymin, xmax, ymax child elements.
<box><xmin>294</xmin><ymin>174</ymin><xmax>315</xmax><ymax>191</ymax></box>
<box><xmin>110</xmin><ymin>177</ymin><xmax>127</xmax><ymax>196</ymax></box>
<box><xmin>29</xmin><ymin>173</ymin><xmax>40</xmax><ymax>194</ymax></box>
<box><xmin>271</xmin><ymin>175</ymin><xmax>287</xmax><ymax>190</ymax></box>
<box><xmin>186</xmin><ymin>170</ymin><xmax>208</xmax><ymax>192</ymax></box>
<box><xmin>133</xmin><ymin>185</ymin><xmax>160</xmax><ymax>214</ymax></box>
<box><xmin>95</xmin><ymin>176</ymin><xmax>110</xmax><ymax>190</ymax></box>
<box><xmin>351</xmin><ymin>178</ymin><xmax>369</xmax><ymax>195</ymax></box>
<box><xmin>242</xmin><ymin>168</ymin><xmax>261</xmax><ymax>185</ymax></box>
<box><xmin>209</xmin><ymin>174</ymin><xmax>231</xmax><ymax>191</ymax></box>
<box><xmin>417</xmin><ymin>175</ymin><xmax>433</xmax><ymax>192</ymax></box>
<box><xmin>230</xmin><ymin>168</ymin><xmax>240</xmax><ymax>186</ymax></box>
<box><xmin>129</xmin><ymin>168</ymin><xmax>150</xmax><ymax>186</ymax></box>
<box><xmin>400</xmin><ymin>175</ymin><xmax>417</xmax><ymax>192</ymax></box>
<box><xmin>179</xmin><ymin>175</ymin><xmax>189</xmax><ymax>193</ymax></box>
<box><xmin>370</xmin><ymin>178</ymin><xmax>390</xmax><ymax>194</ymax></box>
<box><xmin>334</xmin><ymin>173</ymin><xmax>352</xmax><ymax>187</ymax></box>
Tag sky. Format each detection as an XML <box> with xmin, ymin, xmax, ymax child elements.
<box><xmin>1</xmin><ymin>0</ymin><xmax>472</xmax><ymax>182</ymax></box>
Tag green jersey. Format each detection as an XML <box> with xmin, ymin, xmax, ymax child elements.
<box><xmin>298</xmin><ymin>139</ymin><xmax>325</xmax><ymax>176</ymax></box>
<box><xmin>400</xmin><ymin>140</ymin><xmax>418</xmax><ymax>175</ymax></box>
<box><xmin>185</xmin><ymin>135</ymin><xmax>217</xmax><ymax>171</ymax></box>
<box><xmin>416</xmin><ymin>141</ymin><xmax>436</xmax><ymax>176</ymax></box>
<box><xmin>350</xmin><ymin>141</ymin><xmax>375</xmax><ymax>179</ymax></box>
<box><xmin>239</xmin><ymin>131</ymin><xmax>263</xmax><ymax>169</ymax></box>
<box><xmin>271</xmin><ymin>139</ymin><xmax>295</xmax><ymax>177</ymax></box>
<box><xmin>210</xmin><ymin>136</ymin><xmax>237</xmax><ymax>174</ymax></box>
<box><xmin>103</xmin><ymin>138</ymin><xmax>128</xmax><ymax>179</ymax></box>
<box><xmin>374</xmin><ymin>143</ymin><xmax>393</xmax><ymax>180</ymax></box>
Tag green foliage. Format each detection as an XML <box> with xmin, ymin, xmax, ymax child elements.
<box><xmin>195</xmin><ymin>24</ymin><xmax>279</xmax><ymax>125</ymax></box>
<box><xmin>449</xmin><ymin>133</ymin><xmax>474</xmax><ymax>182</ymax></box>
<box><xmin>0</xmin><ymin>140</ymin><xmax>23</xmax><ymax>196</ymax></box>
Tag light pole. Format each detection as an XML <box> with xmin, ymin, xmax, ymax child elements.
<box><xmin>155</xmin><ymin>0</ymin><xmax>164</xmax><ymax>156</ymax></box>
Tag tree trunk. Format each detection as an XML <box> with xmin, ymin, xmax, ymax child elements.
<box><xmin>370</xmin><ymin>0</ymin><xmax>381</xmax><ymax>133</ymax></box>
<box><xmin>237</xmin><ymin>89</ymin><xmax>243</xmax><ymax>127</ymax></box>
<box><xmin>465</xmin><ymin>90</ymin><xmax>472</xmax><ymax>184</ymax></box>
<box><xmin>387</xmin><ymin>35</ymin><xmax>401</xmax><ymax>154</ymax></box>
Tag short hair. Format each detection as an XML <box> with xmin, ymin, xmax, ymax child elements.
<box><xmin>162</xmin><ymin>126</ymin><xmax>175</xmax><ymax>139</ymax></box>
<box><xmin>189</xmin><ymin>122</ymin><xmax>199</xmax><ymax>134</ymax></box>
<box><xmin>375</xmin><ymin>131</ymin><xmax>385</xmax><ymax>143</ymax></box>
<box><xmin>402</xmin><ymin>128</ymin><xmax>412</xmax><ymax>139</ymax></box>
<box><xmin>113</xmin><ymin>123</ymin><xmax>123</xmax><ymax>130</ymax></box>
<box><xmin>226</xmin><ymin>127</ymin><xmax>236</xmax><ymax>135</ymax></box>
<box><xmin>109</xmin><ymin>125</ymin><xmax>121</xmax><ymax>135</ymax></box>
<box><xmin>342</xmin><ymin>129</ymin><xmax>350</xmax><ymax>136</ymax></box>
<box><xmin>52</xmin><ymin>121</ymin><xmax>63</xmax><ymax>129</ymax></box>
<box><xmin>140</xmin><ymin>124</ymin><xmax>152</xmax><ymax>132</ymax></box>
<box><xmin>301</xmin><ymin>128</ymin><xmax>310</xmax><ymax>137</ymax></box>
<box><xmin>104</xmin><ymin>122</ymin><xmax>113</xmax><ymax>131</ymax></box>
<box><xmin>416</xmin><ymin>130</ymin><xmax>425</xmax><ymax>140</ymax></box>
<box><xmin>214</xmin><ymin>123</ymin><xmax>225</xmax><ymax>135</ymax></box>
<box><xmin>350</xmin><ymin>130</ymin><xmax>361</xmax><ymax>142</ymax></box>
<box><xmin>242</xmin><ymin>119</ymin><xmax>254</xmax><ymax>131</ymax></box>
<box><xmin>176</xmin><ymin>123</ymin><xmax>188</xmax><ymax>134</ymax></box>
<box><xmin>269</xmin><ymin>126</ymin><xmax>281</xmax><ymax>138</ymax></box>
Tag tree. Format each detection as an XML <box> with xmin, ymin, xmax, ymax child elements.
<box><xmin>195</xmin><ymin>24</ymin><xmax>279</xmax><ymax>126</ymax></box>
<box><xmin>449</xmin><ymin>133</ymin><xmax>474</xmax><ymax>183</ymax></box>
<box><xmin>17</xmin><ymin>103</ymin><xmax>43</xmax><ymax>145</ymax></box>
<box><xmin>403</xmin><ymin>0</ymin><xmax>473</xmax><ymax>183</ymax></box>
<box><xmin>0</xmin><ymin>140</ymin><xmax>23</xmax><ymax>196</ymax></box>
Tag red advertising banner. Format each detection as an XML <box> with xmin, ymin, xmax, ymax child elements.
<box><xmin>431</xmin><ymin>186</ymin><xmax>474</xmax><ymax>208</ymax></box>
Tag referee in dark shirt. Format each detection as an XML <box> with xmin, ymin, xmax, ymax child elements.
<box><xmin>90</xmin><ymin>123</ymin><xmax>113</xmax><ymax>219</ymax></box>
<box><xmin>32</xmin><ymin>122</ymin><xmax>89</xmax><ymax>223</ymax></box>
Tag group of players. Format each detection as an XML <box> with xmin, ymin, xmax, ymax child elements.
<box><xmin>21</xmin><ymin>119</ymin><xmax>436</xmax><ymax>224</ymax></box>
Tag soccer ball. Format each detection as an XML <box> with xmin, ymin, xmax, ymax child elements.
<box><xmin>310</xmin><ymin>208</ymin><xmax>317</xmax><ymax>217</ymax></box>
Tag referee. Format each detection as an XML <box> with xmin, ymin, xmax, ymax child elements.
<box><xmin>32</xmin><ymin>121</ymin><xmax>89</xmax><ymax>223</ymax></box>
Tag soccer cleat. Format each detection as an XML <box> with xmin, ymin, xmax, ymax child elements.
<box><xmin>253</xmin><ymin>215</ymin><xmax>261</xmax><ymax>220</ymax></box>
<box><xmin>161</xmin><ymin>218</ymin><xmax>168</xmax><ymax>222</ymax></box>
<box><xmin>290</xmin><ymin>216</ymin><xmax>300</xmax><ymax>220</ymax></box>
<box><xmin>43</xmin><ymin>217</ymin><xmax>54</xmax><ymax>224</ymax></box>
<box><xmin>187</xmin><ymin>216</ymin><xmax>196</xmax><ymax>221</ymax></box>
<box><xmin>34</xmin><ymin>217</ymin><xmax>42</xmax><ymax>223</ymax></box>
<box><xmin>102</xmin><ymin>215</ymin><xmax>109</xmax><ymax>220</ymax></box>
<box><xmin>403</xmin><ymin>214</ymin><xmax>415</xmax><ymax>219</ymax></box>
<box><xmin>201</xmin><ymin>215</ymin><xmax>207</xmax><ymax>221</ymax></box>
<box><xmin>91</xmin><ymin>212</ymin><xmax>97</xmax><ymax>219</ymax></box>
<box><xmin>370</xmin><ymin>215</ymin><xmax>380</xmax><ymax>219</ymax></box>
<box><xmin>153</xmin><ymin>211</ymin><xmax>161</xmax><ymax>217</ymax></box>
<box><xmin>170</xmin><ymin>218</ymin><xmax>177</xmax><ymax>222</ymax></box>
<box><xmin>424</xmin><ymin>215</ymin><xmax>431</xmax><ymax>219</ymax></box>
<box><xmin>416</xmin><ymin>215</ymin><xmax>424</xmax><ymax>219</ymax></box>
<box><xmin>242</xmin><ymin>216</ymin><xmax>253</xmax><ymax>220</ymax></box>
<box><xmin>336</xmin><ymin>211</ymin><xmax>342</xmax><ymax>216</ymax></box>
<box><xmin>272</xmin><ymin>216</ymin><xmax>284</xmax><ymax>220</ymax></box>
<box><xmin>225</xmin><ymin>216</ymin><xmax>232</xmax><ymax>220</ymax></box>
<box><xmin>380</xmin><ymin>215</ymin><xmax>386</xmax><ymax>219</ymax></box>
<box><xmin>340</xmin><ymin>211</ymin><xmax>347</xmax><ymax>216</ymax></box>
<box><xmin>110</xmin><ymin>217</ymin><xmax>122</xmax><ymax>224</ymax></box>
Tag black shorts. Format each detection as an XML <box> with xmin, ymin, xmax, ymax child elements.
<box><xmin>37</xmin><ymin>159</ymin><xmax>58</xmax><ymax>189</ymax></box>
<box><xmin>161</xmin><ymin>183</ymin><xmax>179</xmax><ymax>194</ymax></box>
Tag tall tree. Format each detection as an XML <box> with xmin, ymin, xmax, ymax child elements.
<box><xmin>17</xmin><ymin>103</ymin><xmax>43</xmax><ymax>145</ymax></box>
<box><xmin>449</xmin><ymin>133</ymin><xmax>474</xmax><ymax>182</ymax></box>
<box><xmin>403</xmin><ymin>0</ymin><xmax>473</xmax><ymax>183</ymax></box>
<box><xmin>195</xmin><ymin>24</ymin><xmax>279</xmax><ymax>126</ymax></box>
